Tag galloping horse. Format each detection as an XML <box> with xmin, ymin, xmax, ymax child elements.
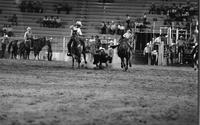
<box><xmin>25</xmin><ymin>37</ymin><xmax>52</xmax><ymax>60</ymax></box>
<box><xmin>116</xmin><ymin>38</ymin><xmax>133</xmax><ymax>71</ymax></box>
<box><xmin>70</xmin><ymin>34</ymin><xmax>87</xmax><ymax>68</ymax></box>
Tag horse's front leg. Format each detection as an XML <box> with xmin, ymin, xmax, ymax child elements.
<box><xmin>125</xmin><ymin>57</ymin><xmax>129</xmax><ymax>71</ymax></box>
<box><xmin>121</xmin><ymin>58</ymin><xmax>125</xmax><ymax>68</ymax></box>
<box><xmin>78</xmin><ymin>56</ymin><xmax>82</xmax><ymax>68</ymax></box>
<box><xmin>72</xmin><ymin>57</ymin><xmax>75</xmax><ymax>68</ymax></box>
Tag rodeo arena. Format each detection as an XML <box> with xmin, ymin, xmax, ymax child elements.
<box><xmin>0</xmin><ymin>0</ymin><xmax>199</xmax><ymax>125</ymax></box>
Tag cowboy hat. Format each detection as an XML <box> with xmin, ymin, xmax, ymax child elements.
<box><xmin>76</xmin><ymin>21</ymin><xmax>82</xmax><ymax>27</ymax></box>
<box><xmin>27</xmin><ymin>27</ymin><xmax>31</xmax><ymax>30</ymax></box>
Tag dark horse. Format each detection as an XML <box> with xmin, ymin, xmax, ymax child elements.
<box><xmin>7</xmin><ymin>40</ymin><xmax>18</xmax><ymax>59</ymax></box>
<box><xmin>7</xmin><ymin>39</ymin><xmax>26</xmax><ymax>59</ymax></box>
<box><xmin>25</xmin><ymin>37</ymin><xmax>52</xmax><ymax>61</ymax></box>
<box><xmin>70</xmin><ymin>34</ymin><xmax>87</xmax><ymax>68</ymax></box>
<box><xmin>112</xmin><ymin>38</ymin><xmax>133</xmax><ymax>71</ymax></box>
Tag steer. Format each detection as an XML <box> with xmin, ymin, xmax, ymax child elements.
<box><xmin>93</xmin><ymin>47</ymin><xmax>112</xmax><ymax>69</ymax></box>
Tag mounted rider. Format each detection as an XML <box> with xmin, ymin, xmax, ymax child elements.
<box><xmin>24</xmin><ymin>27</ymin><xmax>33</xmax><ymax>49</ymax></box>
<box><xmin>67</xmin><ymin>21</ymin><xmax>86</xmax><ymax>56</ymax></box>
<box><xmin>120</xmin><ymin>29</ymin><xmax>133</xmax><ymax>49</ymax></box>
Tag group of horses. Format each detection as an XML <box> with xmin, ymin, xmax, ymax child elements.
<box><xmin>3</xmin><ymin>34</ymin><xmax>197</xmax><ymax>71</ymax></box>
<box><xmin>70</xmin><ymin>34</ymin><xmax>133</xmax><ymax>71</ymax></box>
<box><xmin>6</xmin><ymin>37</ymin><xmax>52</xmax><ymax>61</ymax></box>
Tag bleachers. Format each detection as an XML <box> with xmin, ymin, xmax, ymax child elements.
<box><xmin>0</xmin><ymin>0</ymin><xmax>166</xmax><ymax>38</ymax></box>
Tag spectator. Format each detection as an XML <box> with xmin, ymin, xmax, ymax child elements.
<box><xmin>55</xmin><ymin>16</ymin><xmax>62</xmax><ymax>28</ymax></box>
<box><xmin>151</xmin><ymin>48</ymin><xmax>158</xmax><ymax>65</ymax></box>
<box><xmin>126</xmin><ymin>14</ymin><xmax>131</xmax><ymax>29</ymax></box>
<box><xmin>54</xmin><ymin>2</ymin><xmax>72</xmax><ymax>14</ymax></box>
<box><xmin>117</xmin><ymin>22</ymin><xmax>125</xmax><ymax>36</ymax></box>
<box><xmin>49</xmin><ymin>16</ymin><xmax>55</xmax><ymax>28</ymax></box>
<box><xmin>34</xmin><ymin>0</ymin><xmax>43</xmax><ymax>13</ymax></box>
<box><xmin>160</xmin><ymin>3</ymin><xmax>166</xmax><ymax>15</ymax></box>
<box><xmin>143</xmin><ymin>43</ymin><xmax>151</xmax><ymax>64</ymax></box>
<box><xmin>1</xmin><ymin>34</ymin><xmax>9</xmax><ymax>58</ymax></box>
<box><xmin>177</xmin><ymin>36</ymin><xmax>185</xmax><ymax>64</ymax></box>
<box><xmin>10</xmin><ymin>14</ymin><xmax>18</xmax><ymax>26</ymax></box>
<box><xmin>100</xmin><ymin>21</ymin><xmax>107</xmax><ymax>34</ymax></box>
<box><xmin>143</xmin><ymin>13</ymin><xmax>150</xmax><ymax>25</ymax></box>
<box><xmin>63</xmin><ymin>3</ymin><xmax>72</xmax><ymax>14</ymax></box>
<box><xmin>55</xmin><ymin>3</ymin><xmax>63</xmax><ymax>14</ymax></box>
<box><xmin>106</xmin><ymin>21</ymin><xmax>111</xmax><ymax>34</ymax></box>
<box><xmin>110</xmin><ymin>21</ymin><xmax>117</xmax><ymax>35</ymax></box>
<box><xmin>19</xmin><ymin>0</ymin><xmax>27</xmax><ymax>12</ymax></box>
<box><xmin>27</xmin><ymin>0</ymin><xmax>33</xmax><ymax>12</ymax></box>
<box><xmin>149</xmin><ymin>2</ymin><xmax>156</xmax><ymax>14</ymax></box>
<box><xmin>169</xmin><ymin>3</ymin><xmax>178</xmax><ymax>21</ymax></box>
<box><xmin>42</xmin><ymin>16</ymin><xmax>48</xmax><ymax>27</ymax></box>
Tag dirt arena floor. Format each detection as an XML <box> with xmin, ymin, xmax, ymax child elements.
<box><xmin>0</xmin><ymin>59</ymin><xmax>198</xmax><ymax>125</ymax></box>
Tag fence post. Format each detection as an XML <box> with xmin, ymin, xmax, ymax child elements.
<box><xmin>63</xmin><ymin>36</ymin><xmax>66</xmax><ymax>61</ymax></box>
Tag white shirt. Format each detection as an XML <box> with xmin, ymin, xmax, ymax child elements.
<box><xmin>24</xmin><ymin>31</ymin><xmax>33</xmax><ymax>41</ymax></box>
<box><xmin>123</xmin><ymin>32</ymin><xmax>132</xmax><ymax>39</ymax></box>
<box><xmin>70</xmin><ymin>26</ymin><xmax>82</xmax><ymax>36</ymax></box>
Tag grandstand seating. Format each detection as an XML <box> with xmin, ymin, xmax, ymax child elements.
<box><xmin>0</xmin><ymin>0</ymin><xmax>164</xmax><ymax>37</ymax></box>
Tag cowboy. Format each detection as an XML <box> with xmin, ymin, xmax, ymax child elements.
<box><xmin>24</xmin><ymin>26</ymin><xmax>33</xmax><ymax>49</ymax></box>
<box><xmin>67</xmin><ymin>21</ymin><xmax>86</xmax><ymax>56</ymax></box>
<box><xmin>118</xmin><ymin>29</ymin><xmax>134</xmax><ymax>49</ymax></box>
<box><xmin>123</xmin><ymin>29</ymin><xmax>133</xmax><ymax>40</ymax></box>
<box><xmin>1</xmin><ymin>34</ymin><xmax>9</xmax><ymax>58</ymax></box>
